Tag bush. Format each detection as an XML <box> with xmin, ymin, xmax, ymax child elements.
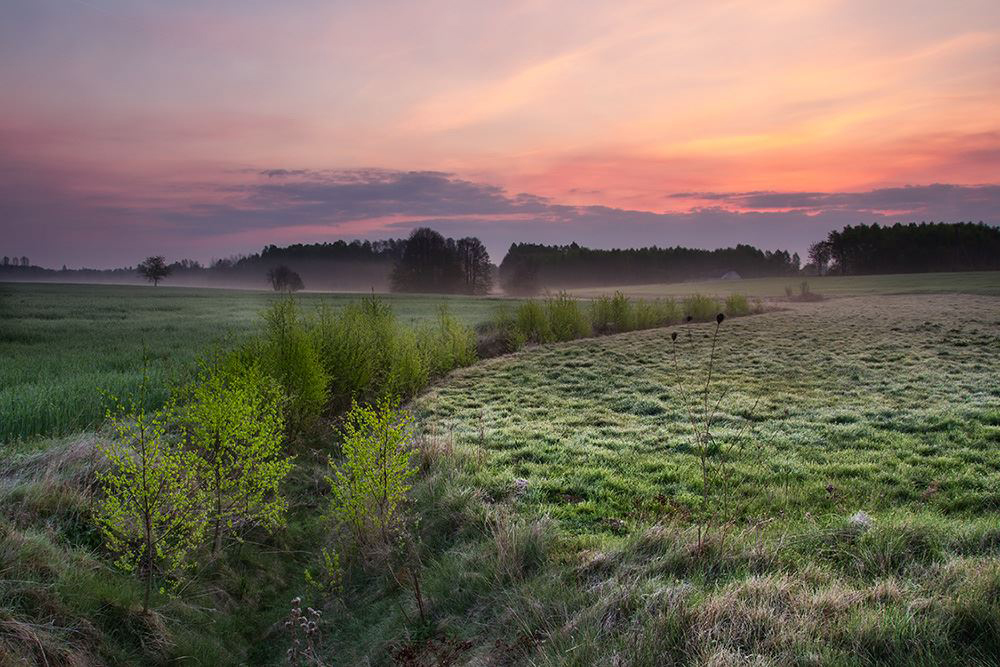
<box><xmin>328</xmin><ymin>398</ymin><xmax>415</xmax><ymax>555</ymax></box>
<box><xmin>590</xmin><ymin>291</ymin><xmax>633</xmax><ymax>334</ymax></box>
<box><xmin>179</xmin><ymin>352</ymin><xmax>291</xmax><ymax>554</ymax></box>
<box><xmin>259</xmin><ymin>299</ymin><xmax>329</xmax><ymax>435</ymax></box>
<box><xmin>683</xmin><ymin>294</ymin><xmax>721</xmax><ymax>321</ymax></box>
<box><xmin>476</xmin><ymin>305</ymin><xmax>526</xmax><ymax>357</ymax></box>
<box><xmin>95</xmin><ymin>376</ymin><xmax>204</xmax><ymax>611</ymax></box>
<box><xmin>546</xmin><ymin>292</ymin><xmax>591</xmax><ymax>342</ymax></box>
<box><xmin>724</xmin><ymin>293</ymin><xmax>750</xmax><ymax>317</ymax></box>
<box><xmin>516</xmin><ymin>300</ymin><xmax>552</xmax><ymax>344</ymax></box>
<box><xmin>418</xmin><ymin>306</ymin><xmax>477</xmax><ymax>379</ymax></box>
<box><xmin>634</xmin><ymin>297</ymin><xmax>681</xmax><ymax>329</ymax></box>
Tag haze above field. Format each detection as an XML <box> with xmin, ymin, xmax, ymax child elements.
<box><xmin>3</xmin><ymin>0</ymin><xmax>1000</xmax><ymax>268</ymax></box>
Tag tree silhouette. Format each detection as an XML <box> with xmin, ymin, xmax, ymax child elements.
<box><xmin>267</xmin><ymin>265</ymin><xmax>305</xmax><ymax>292</ymax></box>
<box><xmin>457</xmin><ymin>237</ymin><xmax>493</xmax><ymax>294</ymax></box>
<box><xmin>390</xmin><ymin>228</ymin><xmax>463</xmax><ymax>293</ymax></box>
<box><xmin>137</xmin><ymin>256</ymin><xmax>171</xmax><ymax>286</ymax></box>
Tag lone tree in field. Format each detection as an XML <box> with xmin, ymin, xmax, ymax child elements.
<box><xmin>180</xmin><ymin>354</ymin><xmax>292</xmax><ymax>554</ymax></box>
<box><xmin>138</xmin><ymin>255</ymin><xmax>171</xmax><ymax>286</ymax></box>
<box><xmin>95</xmin><ymin>372</ymin><xmax>205</xmax><ymax>612</ymax></box>
<box><xmin>267</xmin><ymin>264</ymin><xmax>305</xmax><ymax>293</ymax></box>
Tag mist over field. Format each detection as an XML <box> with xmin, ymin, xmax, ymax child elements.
<box><xmin>3</xmin><ymin>1</ymin><xmax>1000</xmax><ymax>665</ymax></box>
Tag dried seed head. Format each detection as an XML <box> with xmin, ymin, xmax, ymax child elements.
<box><xmin>685</xmin><ymin>315</ymin><xmax>693</xmax><ymax>322</ymax></box>
<box><xmin>671</xmin><ymin>331</ymin><xmax>677</xmax><ymax>341</ymax></box>
<box><xmin>716</xmin><ymin>313</ymin><xmax>725</xmax><ymax>324</ymax></box>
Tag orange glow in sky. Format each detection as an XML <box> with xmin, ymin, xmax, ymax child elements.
<box><xmin>2</xmin><ymin>0</ymin><xmax>999</xmax><ymax>266</ymax></box>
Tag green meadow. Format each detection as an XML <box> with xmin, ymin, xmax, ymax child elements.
<box><xmin>1</xmin><ymin>277</ymin><xmax>999</xmax><ymax>664</ymax></box>
<box><xmin>0</xmin><ymin>282</ymin><xmax>514</xmax><ymax>443</ymax></box>
<box><xmin>566</xmin><ymin>269</ymin><xmax>1000</xmax><ymax>299</ymax></box>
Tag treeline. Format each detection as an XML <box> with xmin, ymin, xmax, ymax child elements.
<box><xmin>498</xmin><ymin>242</ymin><xmax>800</xmax><ymax>293</ymax></box>
<box><xmin>808</xmin><ymin>222</ymin><xmax>1000</xmax><ymax>275</ymax></box>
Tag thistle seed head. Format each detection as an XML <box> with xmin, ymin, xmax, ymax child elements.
<box><xmin>716</xmin><ymin>313</ymin><xmax>725</xmax><ymax>324</ymax></box>
<box><xmin>671</xmin><ymin>331</ymin><xmax>678</xmax><ymax>341</ymax></box>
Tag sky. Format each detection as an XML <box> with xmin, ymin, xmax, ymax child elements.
<box><xmin>2</xmin><ymin>0</ymin><xmax>999</xmax><ymax>268</ymax></box>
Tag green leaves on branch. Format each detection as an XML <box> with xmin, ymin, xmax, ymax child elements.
<box><xmin>95</xmin><ymin>353</ymin><xmax>293</xmax><ymax>609</ymax></box>
<box><xmin>95</xmin><ymin>387</ymin><xmax>204</xmax><ymax>612</ymax></box>
<box><xmin>328</xmin><ymin>398</ymin><xmax>416</xmax><ymax>553</ymax></box>
<box><xmin>180</xmin><ymin>354</ymin><xmax>292</xmax><ymax>553</ymax></box>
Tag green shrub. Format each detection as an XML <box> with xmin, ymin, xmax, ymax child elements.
<box><xmin>179</xmin><ymin>352</ymin><xmax>291</xmax><ymax>554</ymax></box>
<box><xmin>95</xmin><ymin>374</ymin><xmax>205</xmax><ymax>611</ymax></box>
<box><xmin>259</xmin><ymin>299</ymin><xmax>329</xmax><ymax>435</ymax></box>
<box><xmin>683</xmin><ymin>294</ymin><xmax>721</xmax><ymax>321</ymax></box>
<box><xmin>418</xmin><ymin>306</ymin><xmax>477</xmax><ymax>378</ymax></box>
<box><xmin>724</xmin><ymin>293</ymin><xmax>750</xmax><ymax>316</ymax></box>
<box><xmin>590</xmin><ymin>291</ymin><xmax>633</xmax><ymax>334</ymax></box>
<box><xmin>313</xmin><ymin>296</ymin><xmax>400</xmax><ymax>408</ymax></box>
<box><xmin>546</xmin><ymin>292</ymin><xmax>590</xmax><ymax>342</ymax></box>
<box><xmin>634</xmin><ymin>297</ymin><xmax>681</xmax><ymax>329</ymax></box>
<box><xmin>516</xmin><ymin>300</ymin><xmax>552</xmax><ymax>343</ymax></box>
<box><xmin>328</xmin><ymin>398</ymin><xmax>415</xmax><ymax>552</ymax></box>
<box><xmin>477</xmin><ymin>305</ymin><xmax>526</xmax><ymax>357</ymax></box>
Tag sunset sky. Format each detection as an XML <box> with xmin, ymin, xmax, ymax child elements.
<box><xmin>2</xmin><ymin>0</ymin><xmax>999</xmax><ymax>267</ymax></box>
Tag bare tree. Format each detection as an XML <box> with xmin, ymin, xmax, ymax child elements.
<box><xmin>138</xmin><ymin>256</ymin><xmax>171</xmax><ymax>286</ymax></box>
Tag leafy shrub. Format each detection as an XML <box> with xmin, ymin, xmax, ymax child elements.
<box><xmin>95</xmin><ymin>374</ymin><xmax>204</xmax><ymax>611</ymax></box>
<box><xmin>724</xmin><ymin>293</ymin><xmax>750</xmax><ymax>316</ymax></box>
<box><xmin>179</xmin><ymin>352</ymin><xmax>291</xmax><ymax>554</ymax></box>
<box><xmin>634</xmin><ymin>297</ymin><xmax>681</xmax><ymax>329</ymax></box>
<box><xmin>418</xmin><ymin>306</ymin><xmax>477</xmax><ymax>379</ymax></box>
<box><xmin>259</xmin><ymin>298</ymin><xmax>328</xmax><ymax>435</ymax></box>
<box><xmin>546</xmin><ymin>292</ymin><xmax>591</xmax><ymax>341</ymax></box>
<box><xmin>590</xmin><ymin>291</ymin><xmax>633</xmax><ymax>334</ymax></box>
<box><xmin>328</xmin><ymin>398</ymin><xmax>416</xmax><ymax>554</ymax></box>
<box><xmin>683</xmin><ymin>294</ymin><xmax>721</xmax><ymax>321</ymax></box>
<box><xmin>516</xmin><ymin>300</ymin><xmax>552</xmax><ymax>343</ymax></box>
<box><xmin>476</xmin><ymin>305</ymin><xmax>526</xmax><ymax>357</ymax></box>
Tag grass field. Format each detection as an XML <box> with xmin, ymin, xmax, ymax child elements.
<box><xmin>3</xmin><ymin>280</ymin><xmax>1000</xmax><ymax>664</ymax></box>
<box><xmin>414</xmin><ymin>295</ymin><xmax>1000</xmax><ymax>532</ymax></box>
<box><xmin>565</xmin><ymin>270</ymin><xmax>1000</xmax><ymax>299</ymax></box>
<box><xmin>0</xmin><ymin>282</ymin><xmax>515</xmax><ymax>443</ymax></box>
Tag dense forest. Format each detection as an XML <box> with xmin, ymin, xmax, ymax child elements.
<box><xmin>498</xmin><ymin>242</ymin><xmax>801</xmax><ymax>293</ymax></box>
<box><xmin>3</xmin><ymin>222</ymin><xmax>998</xmax><ymax>293</ymax></box>
<box><xmin>808</xmin><ymin>222</ymin><xmax>1000</xmax><ymax>275</ymax></box>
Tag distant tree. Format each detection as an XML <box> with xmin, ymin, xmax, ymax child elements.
<box><xmin>20</xmin><ymin>256</ymin><xmax>29</xmax><ymax>267</ymax></box>
<box><xmin>456</xmin><ymin>237</ymin><xmax>493</xmax><ymax>294</ymax></box>
<box><xmin>807</xmin><ymin>241</ymin><xmax>832</xmax><ymax>276</ymax></box>
<box><xmin>500</xmin><ymin>253</ymin><xmax>541</xmax><ymax>296</ymax></box>
<box><xmin>1</xmin><ymin>257</ymin><xmax>8</xmax><ymax>266</ymax></box>
<box><xmin>267</xmin><ymin>265</ymin><xmax>305</xmax><ymax>292</ymax></box>
<box><xmin>390</xmin><ymin>227</ymin><xmax>463</xmax><ymax>293</ymax></box>
<box><xmin>138</xmin><ymin>255</ymin><xmax>171</xmax><ymax>286</ymax></box>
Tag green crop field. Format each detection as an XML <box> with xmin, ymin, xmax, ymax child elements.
<box><xmin>566</xmin><ymin>269</ymin><xmax>1000</xmax><ymax>299</ymax></box>
<box><xmin>0</xmin><ymin>282</ymin><xmax>516</xmax><ymax>443</ymax></box>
